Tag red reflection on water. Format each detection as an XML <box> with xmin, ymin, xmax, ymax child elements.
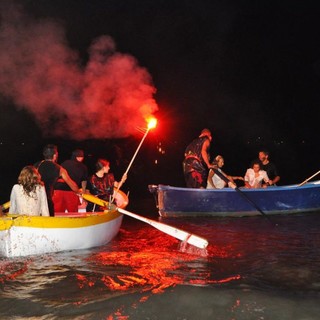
<box><xmin>75</xmin><ymin>273</ymin><xmax>95</xmax><ymax>288</ymax></box>
<box><xmin>0</xmin><ymin>261</ymin><xmax>29</xmax><ymax>283</ymax></box>
<box><xmin>78</xmin><ymin>249</ymin><xmax>240</xmax><ymax>295</ymax></box>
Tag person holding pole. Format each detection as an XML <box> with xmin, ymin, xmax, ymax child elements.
<box><xmin>88</xmin><ymin>159</ymin><xmax>126</xmax><ymax>211</ymax></box>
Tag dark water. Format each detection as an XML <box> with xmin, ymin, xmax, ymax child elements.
<box><xmin>1</xmin><ymin>199</ymin><xmax>320</xmax><ymax>319</ymax></box>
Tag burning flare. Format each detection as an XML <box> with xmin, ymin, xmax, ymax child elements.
<box><xmin>147</xmin><ymin>117</ymin><xmax>157</xmax><ymax>130</ymax></box>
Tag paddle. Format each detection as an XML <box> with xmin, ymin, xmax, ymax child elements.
<box><xmin>82</xmin><ymin>193</ymin><xmax>209</xmax><ymax>249</ymax></box>
<box><xmin>298</xmin><ymin>170</ymin><xmax>320</xmax><ymax>187</ymax></box>
<box><xmin>212</xmin><ymin>168</ymin><xmax>275</xmax><ymax>224</ymax></box>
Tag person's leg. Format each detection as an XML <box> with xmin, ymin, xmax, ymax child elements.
<box><xmin>65</xmin><ymin>191</ymin><xmax>80</xmax><ymax>212</ymax></box>
<box><xmin>52</xmin><ymin>190</ymin><xmax>65</xmax><ymax>213</ymax></box>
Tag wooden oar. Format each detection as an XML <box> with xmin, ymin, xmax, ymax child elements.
<box><xmin>212</xmin><ymin>168</ymin><xmax>275</xmax><ymax>225</ymax></box>
<box><xmin>82</xmin><ymin>193</ymin><xmax>208</xmax><ymax>249</ymax></box>
<box><xmin>298</xmin><ymin>170</ymin><xmax>320</xmax><ymax>187</ymax></box>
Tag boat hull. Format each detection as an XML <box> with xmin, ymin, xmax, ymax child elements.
<box><xmin>0</xmin><ymin>210</ymin><xmax>123</xmax><ymax>258</ymax></box>
<box><xmin>152</xmin><ymin>181</ymin><xmax>320</xmax><ymax>217</ymax></box>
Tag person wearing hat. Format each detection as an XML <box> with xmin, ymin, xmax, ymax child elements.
<box><xmin>53</xmin><ymin>149</ymin><xmax>88</xmax><ymax>213</ymax></box>
<box><xmin>183</xmin><ymin>128</ymin><xmax>214</xmax><ymax>188</ymax></box>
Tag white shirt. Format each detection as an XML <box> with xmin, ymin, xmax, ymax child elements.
<box><xmin>9</xmin><ymin>184</ymin><xmax>50</xmax><ymax>216</ymax></box>
<box><xmin>207</xmin><ymin>169</ymin><xmax>226</xmax><ymax>189</ymax></box>
<box><xmin>244</xmin><ymin>168</ymin><xmax>269</xmax><ymax>188</ymax></box>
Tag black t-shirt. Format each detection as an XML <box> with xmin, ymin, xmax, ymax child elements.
<box><xmin>54</xmin><ymin>159</ymin><xmax>88</xmax><ymax>191</ymax></box>
<box><xmin>261</xmin><ymin>162</ymin><xmax>279</xmax><ymax>181</ymax></box>
<box><xmin>35</xmin><ymin>160</ymin><xmax>61</xmax><ymax>198</ymax></box>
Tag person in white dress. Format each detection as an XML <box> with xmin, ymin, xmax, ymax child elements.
<box><xmin>9</xmin><ymin>166</ymin><xmax>50</xmax><ymax>216</ymax></box>
<box><xmin>207</xmin><ymin>155</ymin><xmax>243</xmax><ymax>189</ymax></box>
<box><xmin>244</xmin><ymin>160</ymin><xmax>270</xmax><ymax>189</ymax></box>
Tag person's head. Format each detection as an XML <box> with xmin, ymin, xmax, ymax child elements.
<box><xmin>71</xmin><ymin>149</ymin><xmax>84</xmax><ymax>162</ymax></box>
<box><xmin>259</xmin><ymin>150</ymin><xmax>269</xmax><ymax>162</ymax></box>
<box><xmin>199</xmin><ymin>128</ymin><xmax>212</xmax><ymax>141</ymax></box>
<box><xmin>214</xmin><ymin>155</ymin><xmax>224</xmax><ymax>168</ymax></box>
<box><xmin>95</xmin><ymin>159</ymin><xmax>110</xmax><ymax>174</ymax></box>
<box><xmin>251</xmin><ymin>160</ymin><xmax>261</xmax><ymax>172</ymax></box>
<box><xmin>43</xmin><ymin>144</ymin><xmax>58</xmax><ymax>162</ymax></box>
<box><xmin>18</xmin><ymin>165</ymin><xmax>43</xmax><ymax>195</ymax></box>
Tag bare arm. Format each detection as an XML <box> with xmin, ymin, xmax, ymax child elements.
<box><xmin>201</xmin><ymin>139</ymin><xmax>211</xmax><ymax>169</ymax></box>
<box><xmin>271</xmin><ymin>175</ymin><xmax>280</xmax><ymax>185</ymax></box>
<box><xmin>60</xmin><ymin>167</ymin><xmax>80</xmax><ymax>193</ymax></box>
<box><xmin>207</xmin><ymin>169</ymin><xmax>216</xmax><ymax>188</ymax></box>
<box><xmin>81</xmin><ymin>181</ymin><xmax>87</xmax><ymax>193</ymax></box>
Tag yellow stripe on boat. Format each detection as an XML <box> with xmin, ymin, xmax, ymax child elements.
<box><xmin>0</xmin><ymin>210</ymin><xmax>121</xmax><ymax>230</ymax></box>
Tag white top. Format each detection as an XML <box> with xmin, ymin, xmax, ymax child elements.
<box><xmin>9</xmin><ymin>184</ymin><xmax>50</xmax><ymax>216</ymax></box>
<box><xmin>207</xmin><ymin>169</ymin><xmax>226</xmax><ymax>189</ymax></box>
<box><xmin>244</xmin><ymin>168</ymin><xmax>269</xmax><ymax>188</ymax></box>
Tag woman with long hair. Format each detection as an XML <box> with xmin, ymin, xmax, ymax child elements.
<box><xmin>9</xmin><ymin>165</ymin><xmax>50</xmax><ymax>216</ymax></box>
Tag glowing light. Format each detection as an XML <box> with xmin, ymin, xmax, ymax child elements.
<box><xmin>147</xmin><ymin>117</ymin><xmax>157</xmax><ymax>130</ymax></box>
<box><xmin>112</xmin><ymin>116</ymin><xmax>157</xmax><ymax>199</ymax></box>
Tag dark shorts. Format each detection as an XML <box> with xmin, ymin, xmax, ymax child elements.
<box><xmin>183</xmin><ymin>158</ymin><xmax>208</xmax><ymax>188</ymax></box>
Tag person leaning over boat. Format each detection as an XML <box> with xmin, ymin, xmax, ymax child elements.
<box><xmin>258</xmin><ymin>150</ymin><xmax>280</xmax><ymax>186</ymax></box>
<box><xmin>53</xmin><ymin>149</ymin><xmax>88</xmax><ymax>213</ymax></box>
<box><xmin>9</xmin><ymin>165</ymin><xmax>50</xmax><ymax>216</ymax></box>
<box><xmin>183</xmin><ymin>128</ymin><xmax>214</xmax><ymax>188</ymax></box>
<box><xmin>35</xmin><ymin>144</ymin><xmax>80</xmax><ymax>216</ymax></box>
<box><xmin>207</xmin><ymin>155</ymin><xmax>244</xmax><ymax>189</ymax></box>
<box><xmin>244</xmin><ymin>160</ymin><xmax>270</xmax><ymax>189</ymax></box>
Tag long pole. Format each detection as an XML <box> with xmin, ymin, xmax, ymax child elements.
<box><xmin>111</xmin><ymin>128</ymin><xmax>150</xmax><ymax>204</ymax></box>
<box><xmin>112</xmin><ymin>119</ymin><xmax>156</xmax><ymax>202</ymax></box>
<box><xmin>298</xmin><ymin>170</ymin><xmax>320</xmax><ymax>187</ymax></box>
<box><xmin>118</xmin><ymin>127</ymin><xmax>150</xmax><ymax>191</ymax></box>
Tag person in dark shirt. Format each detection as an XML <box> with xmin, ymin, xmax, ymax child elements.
<box><xmin>258</xmin><ymin>150</ymin><xmax>280</xmax><ymax>186</ymax></box>
<box><xmin>35</xmin><ymin>144</ymin><xmax>79</xmax><ymax>216</ymax></box>
<box><xmin>53</xmin><ymin>149</ymin><xmax>88</xmax><ymax>213</ymax></box>
<box><xmin>88</xmin><ymin>158</ymin><xmax>124</xmax><ymax>211</ymax></box>
<box><xmin>183</xmin><ymin>128</ymin><xmax>214</xmax><ymax>188</ymax></box>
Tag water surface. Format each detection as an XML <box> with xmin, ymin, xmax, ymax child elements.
<box><xmin>1</xmin><ymin>203</ymin><xmax>320</xmax><ymax>319</ymax></box>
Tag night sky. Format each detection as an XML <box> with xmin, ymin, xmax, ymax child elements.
<box><xmin>1</xmin><ymin>0</ymin><xmax>319</xmax><ymax>201</ymax></box>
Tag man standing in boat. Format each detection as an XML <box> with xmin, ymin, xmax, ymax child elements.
<box><xmin>35</xmin><ymin>145</ymin><xmax>79</xmax><ymax>216</ymax></box>
<box><xmin>183</xmin><ymin>128</ymin><xmax>213</xmax><ymax>188</ymax></box>
<box><xmin>53</xmin><ymin>149</ymin><xmax>88</xmax><ymax>213</ymax></box>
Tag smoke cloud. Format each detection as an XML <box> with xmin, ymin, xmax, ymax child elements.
<box><xmin>0</xmin><ymin>3</ymin><xmax>158</xmax><ymax>140</ymax></box>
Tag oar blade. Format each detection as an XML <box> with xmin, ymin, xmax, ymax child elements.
<box><xmin>118</xmin><ymin>208</ymin><xmax>208</xmax><ymax>249</ymax></box>
<box><xmin>82</xmin><ymin>193</ymin><xmax>110</xmax><ymax>207</ymax></box>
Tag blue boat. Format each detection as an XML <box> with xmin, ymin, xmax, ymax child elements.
<box><xmin>149</xmin><ymin>181</ymin><xmax>320</xmax><ymax>217</ymax></box>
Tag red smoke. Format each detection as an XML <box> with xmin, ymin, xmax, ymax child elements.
<box><xmin>0</xmin><ymin>4</ymin><xmax>158</xmax><ymax>140</ymax></box>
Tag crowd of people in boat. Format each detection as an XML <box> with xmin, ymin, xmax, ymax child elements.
<box><xmin>183</xmin><ymin>128</ymin><xmax>280</xmax><ymax>190</ymax></box>
<box><xmin>2</xmin><ymin>128</ymin><xmax>280</xmax><ymax>216</ymax></box>
<box><xmin>4</xmin><ymin>144</ymin><xmax>125</xmax><ymax>217</ymax></box>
